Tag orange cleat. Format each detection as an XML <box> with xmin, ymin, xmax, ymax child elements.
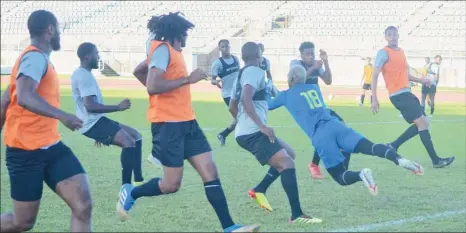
<box><xmin>308</xmin><ymin>163</ymin><xmax>324</xmax><ymax>179</ymax></box>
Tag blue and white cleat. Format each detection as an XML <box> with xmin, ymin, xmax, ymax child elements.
<box><xmin>116</xmin><ymin>184</ymin><xmax>135</xmax><ymax>222</ymax></box>
<box><xmin>224</xmin><ymin>224</ymin><xmax>261</xmax><ymax>232</ymax></box>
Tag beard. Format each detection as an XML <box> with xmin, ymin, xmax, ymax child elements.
<box><xmin>51</xmin><ymin>35</ymin><xmax>61</xmax><ymax>51</ymax></box>
<box><xmin>90</xmin><ymin>58</ymin><xmax>99</xmax><ymax>69</ymax></box>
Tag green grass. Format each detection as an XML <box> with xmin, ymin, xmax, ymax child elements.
<box><xmin>1</xmin><ymin>89</ymin><xmax>465</xmax><ymax>232</ymax></box>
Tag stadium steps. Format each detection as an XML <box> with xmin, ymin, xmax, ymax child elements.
<box><xmin>407</xmin><ymin>1</ymin><xmax>445</xmax><ymax>37</ymax></box>
<box><xmin>99</xmin><ymin>61</ymin><xmax>120</xmax><ymax>77</ymax></box>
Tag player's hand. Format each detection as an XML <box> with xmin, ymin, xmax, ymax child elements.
<box><xmin>118</xmin><ymin>98</ymin><xmax>131</xmax><ymax>111</ymax></box>
<box><xmin>188</xmin><ymin>69</ymin><xmax>208</xmax><ymax>84</ymax></box>
<box><xmin>319</xmin><ymin>49</ymin><xmax>328</xmax><ymax>61</ymax></box>
<box><xmin>94</xmin><ymin>141</ymin><xmax>107</xmax><ymax>148</ymax></box>
<box><xmin>310</xmin><ymin>60</ymin><xmax>323</xmax><ymax>71</ymax></box>
<box><xmin>371</xmin><ymin>97</ymin><xmax>380</xmax><ymax>115</ymax></box>
<box><xmin>60</xmin><ymin>113</ymin><xmax>83</xmax><ymax>131</ymax></box>
<box><xmin>421</xmin><ymin>78</ymin><xmax>432</xmax><ymax>87</ymax></box>
<box><xmin>260</xmin><ymin>124</ymin><xmax>275</xmax><ymax>143</ymax></box>
<box><xmin>215</xmin><ymin>80</ymin><xmax>222</xmax><ymax>89</ymax></box>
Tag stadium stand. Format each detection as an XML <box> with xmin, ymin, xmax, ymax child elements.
<box><xmin>1</xmin><ymin>1</ymin><xmax>464</xmax><ymax>87</ymax></box>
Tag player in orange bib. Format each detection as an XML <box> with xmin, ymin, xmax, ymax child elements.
<box><xmin>123</xmin><ymin>12</ymin><xmax>260</xmax><ymax>232</ymax></box>
<box><xmin>371</xmin><ymin>26</ymin><xmax>455</xmax><ymax>169</ymax></box>
<box><xmin>0</xmin><ymin>10</ymin><xmax>92</xmax><ymax>232</ymax></box>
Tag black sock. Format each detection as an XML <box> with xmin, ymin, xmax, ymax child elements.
<box><xmin>254</xmin><ymin>167</ymin><xmax>280</xmax><ymax>193</ymax></box>
<box><xmin>311</xmin><ymin>151</ymin><xmax>320</xmax><ymax>165</ymax></box>
<box><xmin>121</xmin><ymin>148</ymin><xmax>134</xmax><ymax>185</ymax></box>
<box><xmin>204</xmin><ymin>179</ymin><xmax>235</xmax><ymax>230</ymax></box>
<box><xmin>361</xmin><ymin>94</ymin><xmax>365</xmax><ymax>104</ymax></box>
<box><xmin>342</xmin><ymin>152</ymin><xmax>351</xmax><ymax>169</ymax></box>
<box><xmin>133</xmin><ymin>140</ymin><xmax>144</xmax><ymax>182</ymax></box>
<box><xmin>354</xmin><ymin>138</ymin><xmax>401</xmax><ymax>165</ymax></box>
<box><xmin>131</xmin><ymin>178</ymin><xmax>163</xmax><ymax>200</ymax></box>
<box><xmin>419</xmin><ymin>130</ymin><xmax>440</xmax><ymax>163</ymax></box>
<box><xmin>327</xmin><ymin>164</ymin><xmax>361</xmax><ymax>186</ymax></box>
<box><xmin>391</xmin><ymin>124</ymin><xmax>419</xmax><ymax>150</ymax></box>
<box><xmin>430</xmin><ymin>107</ymin><xmax>434</xmax><ymax>115</ymax></box>
<box><xmin>280</xmin><ymin>168</ymin><xmax>303</xmax><ymax>220</ymax></box>
<box><xmin>220</xmin><ymin>127</ymin><xmax>234</xmax><ymax>138</ymax></box>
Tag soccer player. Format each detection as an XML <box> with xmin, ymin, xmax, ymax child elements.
<box><xmin>211</xmin><ymin>39</ymin><xmax>240</xmax><ymax>146</ymax></box>
<box><xmin>258</xmin><ymin>43</ymin><xmax>272</xmax><ymax>80</ymax></box>
<box><xmin>359</xmin><ymin>57</ymin><xmax>373</xmax><ymax>106</ymax></box>
<box><xmin>229</xmin><ymin>41</ymin><xmax>322</xmax><ymax>224</ymax></box>
<box><xmin>421</xmin><ymin>55</ymin><xmax>442</xmax><ymax>117</ymax></box>
<box><xmin>268</xmin><ymin>65</ymin><xmax>424</xmax><ymax>195</ymax></box>
<box><xmin>121</xmin><ymin>12</ymin><xmax>260</xmax><ymax>232</ymax></box>
<box><xmin>71</xmin><ymin>42</ymin><xmax>145</xmax><ymax>189</ymax></box>
<box><xmin>371</xmin><ymin>26</ymin><xmax>455</xmax><ymax>168</ymax></box>
<box><xmin>0</xmin><ymin>10</ymin><xmax>92</xmax><ymax>232</ymax></box>
<box><xmin>290</xmin><ymin>41</ymin><xmax>347</xmax><ymax>179</ymax></box>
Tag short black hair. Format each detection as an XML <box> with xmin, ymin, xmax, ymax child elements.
<box><xmin>218</xmin><ymin>39</ymin><xmax>229</xmax><ymax>46</ymax></box>
<box><xmin>384</xmin><ymin>26</ymin><xmax>398</xmax><ymax>35</ymax></box>
<box><xmin>77</xmin><ymin>42</ymin><xmax>96</xmax><ymax>60</ymax></box>
<box><xmin>241</xmin><ymin>42</ymin><xmax>259</xmax><ymax>62</ymax></box>
<box><xmin>435</xmin><ymin>55</ymin><xmax>442</xmax><ymax>60</ymax></box>
<box><xmin>299</xmin><ymin>41</ymin><xmax>314</xmax><ymax>53</ymax></box>
<box><xmin>27</xmin><ymin>10</ymin><xmax>58</xmax><ymax>38</ymax></box>
<box><xmin>147</xmin><ymin>12</ymin><xmax>195</xmax><ymax>44</ymax></box>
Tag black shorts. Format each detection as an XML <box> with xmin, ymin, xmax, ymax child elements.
<box><xmin>151</xmin><ymin>120</ymin><xmax>212</xmax><ymax>167</ymax></box>
<box><xmin>362</xmin><ymin>83</ymin><xmax>371</xmax><ymax>90</ymax></box>
<box><xmin>236</xmin><ymin>131</ymin><xmax>283</xmax><ymax>166</ymax></box>
<box><xmin>5</xmin><ymin>141</ymin><xmax>86</xmax><ymax>202</ymax></box>
<box><xmin>329</xmin><ymin>109</ymin><xmax>345</xmax><ymax>123</ymax></box>
<box><xmin>422</xmin><ymin>85</ymin><xmax>437</xmax><ymax>95</ymax></box>
<box><xmin>83</xmin><ymin>117</ymin><xmax>121</xmax><ymax>145</ymax></box>
<box><xmin>223</xmin><ymin>97</ymin><xmax>231</xmax><ymax>107</ymax></box>
<box><xmin>390</xmin><ymin>92</ymin><xmax>425</xmax><ymax>123</ymax></box>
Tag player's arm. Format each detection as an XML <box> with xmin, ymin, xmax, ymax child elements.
<box><xmin>0</xmin><ymin>85</ymin><xmax>11</xmax><ymax>131</ymax></box>
<box><xmin>210</xmin><ymin>60</ymin><xmax>220</xmax><ymax>85</ymax></box>
<box><xmin>407</xmin><ymin>66</ymin><xmax>430</xmax><ymax>85</ymax></box>
<box><xmin>265</xmin><ymin>59</ymin><xmax>273</xmax><ymax>80</ymax></box>
<box><xmin>268</xmin><ymin>91</ymin><xmax>285</xmax><ymax>111</ymax></box>
<box><xmin>242</xmin><ymin>84</ymin><xmax>265</xmax><ymax>127</ymax></box>
<box><xmin>16</xmin><ymin>52</ymin><xmax>70</xmax><ymax>120</ymax></box>
<box><xmin>133</xmin><ymin>60</ymin><xmax>148</xmax><ymax>87</ymax></box>
<box><xmin>82</xmin><ymin>96</ymin><xmax>123</xmax><ymax>113</ymax></box>
<box><xmin>319</xmin><ymin>50</ymin><xmax>332</xmax><ymax>85</ymax></box>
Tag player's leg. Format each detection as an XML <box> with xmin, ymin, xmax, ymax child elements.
<box><xmin>117</xmin><ymin>122</ymin><xmax>185</xmax><ymax>221</ymax></box>
<box><xmin>119</xmin><ymin>123</ymin><xmax>144</xmax><ymax>184</ymax></box>
<box><xmin>237</xmin><ymin>132</ymin><xmax>321</xmax><ymax>224</ymax></box>
<box><xmin>43</xmin><ymin>142</ymin><xmax>92</xmax><ymax>232</ymax></box>
<box><xmin>217</xmin><ymin>97</ymin><xmax>236</xmax><ymax>146</ymax></box>
<box><xmin>420</xmin><ymin>87</ymin><xmax>428</xmax><ymax>114</ymax></box>
<box><xmin>392</xmin><ymin>92</ymin><xmax>454</xmax><ymax>167</ymax></box>
<box><xmin>428</xmin><ymin>88</ymin><xmax>436</xmax><ymax>116</ymax></box>
<box><xmin>360</xmin><ymin>85</ymin><xmax>367</xmax><ymax>105</ymax></box>
<box><xmin>186</xmin><ymin>120</ymin><xmax>260</xmax><ymax>232</ymax></box>
<box><xmin>84</xmin><ymin>117</ymin><xmax>136</xmax><ymax>186</ymax></box>
<box><xmin>250</xmin><ymin>137</ymin><xmax>295</xmax><ymax>196</ymax></box>
<box><xmin>1</xmin><ymin>148</ymin><xmax>45</xmax><ymax>232</ymax></box>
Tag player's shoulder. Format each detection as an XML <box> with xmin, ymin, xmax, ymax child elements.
<box><xmin>290</xmin><ymin>59</ymin><xmax>301</xmax><ymax>65</ymax></box>
<box><xmin>20</xmin><ymin>51</ymin><xmax>48</xmax><ymax>64</ymax></box>
<box><xmin>242</xmin><ymin>66</ymin><xmax>264</xmax><ymax>78</ymax></box>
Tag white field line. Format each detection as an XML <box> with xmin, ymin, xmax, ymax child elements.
<box><xmin>329</xmin><ymin>208</ymin><xmax>466</xmax><ymax>232</ymax></box>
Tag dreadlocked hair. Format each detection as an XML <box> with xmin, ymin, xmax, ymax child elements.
<box><xmin>147</xmin><ymin>12</ymin><xmax>195</xmax><ymax>45</ymax></box>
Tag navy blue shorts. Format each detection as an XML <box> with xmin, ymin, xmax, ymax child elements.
<box><xmin>236</xmin><ymin>131</ymin><xmax>283</xmax><ymax>166</ymax></box>
<box><xmin>390</xmin><ymin>92</ymin><xmax>425</xmax><ymax>123</ymax></box>
<box><xmin>83</xmin><ymin>117</ymin><xmax>121</xmax><ymax>145</ymax></box>
<box><xmin>5</xmin><ymin>142</ymin><xmax>86</xmax><ymax>201</ymax></box>
<box><xmin>312</xmin><ymin>120</ymin><xmax>364</xmax><ymax>169</ymax></box>
<box><xmin>151</xmin><ymin>120</ymin><xmax>212</xmax><ymax>167</ymax></box>
<box><xmin>422</xmin><ymin>85</ymin><xmax>437</xmax><ymax>95</ymax></box>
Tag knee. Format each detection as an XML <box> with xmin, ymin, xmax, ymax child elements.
<box><xmin>160</xmin><ymin>180</ymin><xmax>181</xmax><ymax>194</ymax></box>
<box><xmin>121</xmin><ymin>136</ymin><xmax>136</xmax><ymax>148</ymax></box>
<box><xmin>14</xmin><ymin>217</ymin><xmax>36</xmax><ymax>232</ymax></box>
<box><xmin>270</xmin><ymin>151</ymin><xmax>295</xmax><ymax>172</ymax></box>
<box><xmin>285</xmin><ymin>147</ymin><xmax>296</xmax><ymax>160</ymax></box>
<box><xmin>414</xmin><ymin>117</ymin><xmax>429</xmax><ymax>130</ymax></box>
<box><xmin>72</xmin><ymin>199</ymin><xmax>93</xmax><ymax>221</ymax></box>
